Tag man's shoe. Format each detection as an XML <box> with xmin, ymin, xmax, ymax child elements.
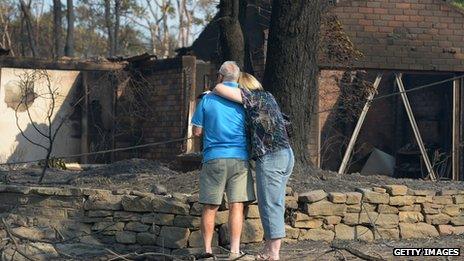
<box><xmin>227</xmin><ymin>251</ymin><xmax>255</xmax><ymax>260</ymax></box>
<box><xmin>194</xmin><ymin>252</ymin><xmax>217</xmax><ymax>260</ymax></box>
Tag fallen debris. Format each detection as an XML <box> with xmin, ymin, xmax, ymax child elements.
<box><xmin>331</xmin><ymin>241</ymin><xmax>386</xmax><ymax>261</ymax></box>
<box><xmin>361</xmin><ymin>148</ymin><xmax>395</xmax><ymax>177</ymax></box>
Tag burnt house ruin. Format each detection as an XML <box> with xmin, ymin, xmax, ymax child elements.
<box><xmin>1</xmin><ymin>0</ymin><xmax>464</xmax><ymax>181</ymax></box>
<box><xmin>190</xmin><ymin>0</ymin><xmax>464</xmax><ymax>180</ymax></box>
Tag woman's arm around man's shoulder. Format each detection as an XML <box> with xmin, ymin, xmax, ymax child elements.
<box><xmin>212</xmin><ymin>83</ymin><xmax>243</xmax><ymax>104</ymax></box>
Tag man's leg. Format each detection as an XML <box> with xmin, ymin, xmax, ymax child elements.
<box><xmin>226</xmin><ymin>159</ymin><xmax>256</xmax><ymax>255</ymax></box>
<box><xmin>228</xmin><ymin>202</ymin><xmax>244</xmax><ymax>253</ymax></box>
<box><xmin>201</xmin><ymin>204</ymin><xmax>219</xmax><ymax>253</ymax></box>
<box><xmin>199</xmin><ymin>159</ymin><xmax>227</xmax><ymax>254</ymax></box>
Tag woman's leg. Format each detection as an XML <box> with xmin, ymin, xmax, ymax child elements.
<box><xmin>256</xmin><ymin>148</ymin><xmax>294</xmax><ymax>260</ymax></box>
<box><xmin>267</xmin><ymin>149</ymin><xmax>294</xmax><ymax>259</ymax></box>
<box><xmin>255</xmin><ymin>159</ymin><xmax>271</xmax><ymax>257</ymax></box>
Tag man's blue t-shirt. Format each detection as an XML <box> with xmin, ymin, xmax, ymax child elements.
<box><xmin>191</xmin><ymin>82</ymin><xmax>248</xmax><ymax>162</ymax></box>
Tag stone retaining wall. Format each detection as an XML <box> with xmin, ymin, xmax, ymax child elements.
<box><xmin>1</xmin><ymin>184</ymin><xmax>463</xmax><ymax>255</ymax></box>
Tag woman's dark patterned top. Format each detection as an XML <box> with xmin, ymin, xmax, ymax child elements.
<box><xmin>241</xmin><ymin>88</ymin><xmax>291</xmax><ymax>159</ymax></box>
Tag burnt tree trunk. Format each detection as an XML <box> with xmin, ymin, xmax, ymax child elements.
<box><xmin>53</xmin><ymin>0</ymin><xmax>63</xmax><ymax>57</ymax></box>
<box><xmin>19</xmin><ymin>0</ymin><xmax>37</xmax><ymax>57</ymax></box>
<box><xmin>20</xmin><ymin>18</ymin><xmax>26</xmax><ymax>56</ymax></box>
<box><xmin>114</xmin><ymin>0</ymin><xmax>121</xmax><ymax>55</ymax></box>
<box><xmin>176</xmin><ymin>0</ymin><xmax>184</xmax><ymax>46</ymax></box>
<box><xmin>162</xmin><ymin>2</ymin><xmax>170</xmax><ymax>57</ymax></box>
<box><xmin>239</xmin><ymin>0</ymin><xmax>254</xmax><ymax>74</ymax></box>
<box><xmin>263</xmin><ymin>0</ymin><xmax>325</xmax><ymax>169</ymax></box>
<box><xmin>104</xmin><ymin>0</ymin><xmax>115</xmax><ymax>56</ymax></box>
<box><xmin>64</xmin><ymin>0</ymin><xmax>74</xmax><ymax>56</ymax></box>
<box><xmin>218</xmin><ymin>0</ymin><xmax>244</xmax><ymax>67</ymax></box>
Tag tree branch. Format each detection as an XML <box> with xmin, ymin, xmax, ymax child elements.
<box><xmin>1</xmin><ymin>218</ymin><xmax>37</xmax><ymax>261</ymax></box>
<box><xmin>331</xmin><ymin>242</ymin><xmax>386</xmax><ymax>261</ymax></box>
<box><xmin>14</xmin><ymin>104</ymin><xmax>48</xmax><ymax>151</ymax></box>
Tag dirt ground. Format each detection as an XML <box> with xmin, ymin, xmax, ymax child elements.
<box><xmin>4</xmin><ymin>235</ymin><xmax>462</xmax><ymax>260</ymax></box>
<box><xmin>0</xmin><ymin>159</ymin><xmax>199</xmax><ymax>194</ymax></box>
<box><xmin>288</xmin><ymin>169</ymin><xmax>464</xmax><ymax>193</ymax></box>
<box><xmin>241</xmin><ymin>235</ymin><xmax>464</xmax><ymax>260</ymax></box>
<box><xmin>1</xmin><ymin>158</ymin><xmax>464</xmax><ymax>195</ymax></box>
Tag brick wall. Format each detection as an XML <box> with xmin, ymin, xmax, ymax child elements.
<box><xmin>319</xmin><ymin>70</ymin><xmax>345</xmax><ymax>170</ymax></box>
<box><xmin>400</xmin><ymin>74</ymin><xmax>453</xmax><ymax>148</ymax></box>
<box><xmin>325</xmin><ymin>0</ymin><xmax>464</xmax><ymax>71</ymax></box>
<box><xmin>319</xmin><ymin>70</ymin><xmax>454</xmax><ymax>172</ymax></box>
<box><xmin>114</xmin><ymin>57</ymin><xmax>198</xmax><ymax>162</ymax></box>
<box><xmin>141</xmin><ymin>59</ymin><xmax>190</xmax><ymax>161</ymax></box>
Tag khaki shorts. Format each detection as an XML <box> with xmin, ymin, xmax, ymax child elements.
<box><xmin>199</xmin><ymin>159</ymin><xmax>256</xmax><ymax>205</ymax></box>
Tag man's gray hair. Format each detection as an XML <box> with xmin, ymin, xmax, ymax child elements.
<box><xmin>219</xmin><ymin>61</ymin><xmax>240</xmax><ymax>82</ymax></box>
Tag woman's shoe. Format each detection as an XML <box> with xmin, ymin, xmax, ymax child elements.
<box><xmin>227</xmin><ymin>251</ymin><xmax>255</xmax><ymax>260</ymax></box>
<box><xmin>256</xmin><ymin>253</ymin><xmax>279</xmax><ymax>260</ymax></box>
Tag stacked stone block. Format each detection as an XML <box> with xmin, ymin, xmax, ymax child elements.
<box><xmin>1</xmin><ymin>184</ymin><xmax>463</xmax><ymax>254</ymax></box>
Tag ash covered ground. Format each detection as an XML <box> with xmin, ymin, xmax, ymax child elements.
<box><xmin>2</xmin><ymin>158</ymin><xmax>464</xmax><ymax>195</ymax></box>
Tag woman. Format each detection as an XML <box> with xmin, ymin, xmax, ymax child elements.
<box><xmin>213</xmin><ymin>73</ymin><xmax>294</xmax><ymax>260</ymax></box>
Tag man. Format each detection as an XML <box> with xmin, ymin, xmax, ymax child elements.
<box><xmin>191</xmin><ymin>61</ymin><xmax>255</xmax><ymax>258</ymax></box>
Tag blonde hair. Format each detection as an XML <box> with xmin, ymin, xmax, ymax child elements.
<box><xmin>238</xmin><ymin>73</ymin><xmax>263</xmax><ymax>91</ymax></box>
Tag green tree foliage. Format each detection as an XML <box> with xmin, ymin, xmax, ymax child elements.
<box><xmin>452</xmin><ymin>0</ymin><xmax>464</xmax><ymax>9</ymax></box>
